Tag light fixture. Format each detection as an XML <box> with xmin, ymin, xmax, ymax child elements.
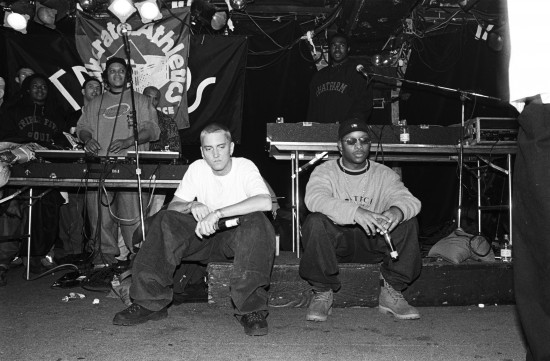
<box><xmin>191</xmin><ymin>0</ymin><xmax>227</xmax><ymax>32</ymax></box>
<box><xmin>108</xmin><ymin>0</ymin><xmax>136</xmax><ymax>23</ymax></box>
<box><xmin>210</xmin><ymin>10</ymin><xmax>226</xmax><ymax>30</ymax></box>
<box><xmin>134</xmin><ymin>0</ymin><xmax>161</xmax><ymax>23</ymax></box>
<box><xmin>34</xmin><ymin>2</ymin><xmax>57</xmax><ymax>28</ymax></box>
<box><xmin>230</xmin><ymin>0</ymin><xmax>246</xmax><ymax>11</ymax></box>
<box><xmin>2</xmin><ymin>8</ymin><xmax>30</xmax><ymax>33</ymax></box>
<box><xmin>78</xmin><ymin>0</ymin><xmax>99</xmax><ymax>12</ymax></box>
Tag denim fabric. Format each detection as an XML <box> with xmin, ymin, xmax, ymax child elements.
<box><xmin>299</xmin><ymin>213</ymin><xmax>421</xmax><ymax>292</ymax></box>
<box><xmin>129</xmin><ymin>210</ymin><xmax>275</xmax><ymax>314</ymax></box>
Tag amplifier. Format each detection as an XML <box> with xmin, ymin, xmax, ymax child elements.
<box><xmin>464</xmin><ymin>117</ymin><xmax>518</xmax><ymax>144</ymax></box>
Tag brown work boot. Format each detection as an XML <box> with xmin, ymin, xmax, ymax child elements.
<box><xmin>306</xmin><ymin>289</ymin><xmax>333</xmax><ymax>322</ymax></box>
<box><xmin>378</xmin><ymin>276</ymin><xmax>420</xmax><ymax>320</ymax></box>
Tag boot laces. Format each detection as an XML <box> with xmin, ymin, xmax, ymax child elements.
<box><xmin>127</xmin><ymin>303</ymin><xmax>142</xmax><ymax>314</ymax></box>
<box><xmin>384</xmin><ymin>281</ymin><xmax>404</xmax><ymax>301</ymax></box>
<box><xmin>312</xmin><ymin>290</ymin><xmax>331</xmax><ymax>303</ymax></box>
<box><xmin>245</xmin><ymin>312</ymin><xmax>263</xmax><ymax>322</ymax></box>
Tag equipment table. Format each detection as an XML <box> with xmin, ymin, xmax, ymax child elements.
<box><xmin>266</xmin><ymin>123</ymin><xmax>517</xmax><ymax>257</ymax></box>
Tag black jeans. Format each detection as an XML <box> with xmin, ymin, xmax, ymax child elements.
<box><xmin>129</xmin><ymin>210</ymin><xmax>275</xmax><ymax>315</ymax></box>
<box><xmin>299</xmin><ymin>213</ymin><xmax>422</xmax><ymax>292</ymax></box>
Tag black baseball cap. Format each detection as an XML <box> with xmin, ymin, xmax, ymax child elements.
<box><xmin>338</xmin><ymin>118</ymin><xmax>370</xmax><ymax>139</ymax></box>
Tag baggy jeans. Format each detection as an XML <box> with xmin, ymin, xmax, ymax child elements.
<box><xmin>299</xmin><ymin>213</ymin><xmax>422</xmax><ymax>292</ymax></box>
<box><xmin>129</xmin><ymin>210</ymin><xmax>275</xmax><ymax>315</ymax></box>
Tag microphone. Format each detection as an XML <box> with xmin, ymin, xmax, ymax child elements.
<box><xmin>292</xmin><ymin>152</ymin><xmax>328</xmax><ymax>179</ymax></box>
<box><xmin>382</xmin><ymin>231</ymin><xmax>399</xmax><ymax>261</ymax></box>
<box><xmin>356</xmin><ymin>64</ymin><xmax>370</xmax><ymax>79</ymax></box>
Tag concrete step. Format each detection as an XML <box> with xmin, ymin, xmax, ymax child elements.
<box><xmin>207</xmin><ymin>251</ymin><xmax>514</xmax><ymax>308</ymax></box>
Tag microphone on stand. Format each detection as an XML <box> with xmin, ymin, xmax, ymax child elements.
<box><xmin>291</xmin><ymin>151</ymin><xmax>328</xmax><ymax>179</ymax></box>
<box><xmin>356</xmin><ymin>64</ymin><xmax>373</xmax><ymax>86</ymax></box>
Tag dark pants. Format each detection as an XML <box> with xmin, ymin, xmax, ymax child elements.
<box><xmin>58</xmin><ymin>192</ymin><xmax>85</xmax><ymax>255</ymax></box>
<box><xmin>513</xmin><ymin>99</ymin><xmax>550</xmax><ymax>361</ymax></box>
<box><xmin>299</xmin><ymin>213</ymin><xmax>421</xmax><ymax>292</ymax></box>
<box><xmin>129</xmin><ymin>210</ymin><xmax>275</xmax><ymax>315</ymax></box>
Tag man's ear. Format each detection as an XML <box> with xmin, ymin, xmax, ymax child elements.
<box><xmin>230</xmin><ymin>142</ymin><xmax>235</xmax><ymax>156</ymax></box>
<box><xmin>200</xmin><ymin>146</ymin><xmax>205</xmax><ymax>159</ymax></box>
<box><xmin>337</xmin><ymin>141</ymin><xmax>342</xmax><ymax>154</ymax></box>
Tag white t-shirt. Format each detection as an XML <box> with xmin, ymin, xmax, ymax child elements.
<box><xmin>174</xmin><ymin>157</ymin><xmax>269</xmax><ymax>210</ymax></box>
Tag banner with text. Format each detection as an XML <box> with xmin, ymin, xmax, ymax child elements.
<box><xmin>184</xmin><ymin>35</ymin><xmax>247</xmax><ymax>143</ymax></box>
<box><xmin>75</xmin><ymin>9</ymin><xmax>190</xmax><ymax>129</ymax></box>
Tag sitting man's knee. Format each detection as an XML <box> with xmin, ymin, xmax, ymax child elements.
<box><xmin>303</xmin><ymin>212</ymin><xmax>330</xmax><ymax>228</ymax></box>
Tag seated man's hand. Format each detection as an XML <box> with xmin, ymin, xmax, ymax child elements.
<box><xmin>189</xmin><ymin>201</ymin><xmax>211</xmax><ymax>222</ymax></box>
<box><xmin>195</xmin><ymin>211</ymin><xmax>219</xmax><ymax>239</ymax></box>
<box><xmin>83</xmin><ymin>138</ymin><xmax>101</xmax><ymax>155</ymax></box>
<box><xmin>354</xmin><ymin>208</ymin><xmax>389</xmax><ymax>236</ymax></box>
<box><xmin>380</xmin><ymin>207</ymin><xmax>404</xmax><ymax>233</ymax></box>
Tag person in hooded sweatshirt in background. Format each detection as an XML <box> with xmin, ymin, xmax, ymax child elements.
<box><xmin>0</xmin><ymin>73</ymin><xmax>66</xmax><ymax>284</ymax></box>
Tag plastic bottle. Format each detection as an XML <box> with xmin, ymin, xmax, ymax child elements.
<box><xmin>399</xmin><ymin>119</ymin><xmax>410</xmax><ymax>144</ymax></box>
<box><xmin>501</xmin><ymin>234</ymin><xmax>512</xmax><ymax>262</ymax></box>
<box><xmin>216</xmin><ymin>217</ymin><xmax>240</xmax><ymax>231</ymax></box>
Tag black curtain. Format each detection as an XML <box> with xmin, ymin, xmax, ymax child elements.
<box><xmin>400</xmin><ymin>24</ymin><xmax>518</xmax><ymax>237</ymax></box>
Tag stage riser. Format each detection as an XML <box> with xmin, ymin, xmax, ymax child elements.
<box><xmin>207</xmin><ymin>252</ymin><xmax>514</xmax><ymax>308</ymax></box>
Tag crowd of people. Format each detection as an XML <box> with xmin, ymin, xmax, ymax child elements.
<box><xmin>0</xmin><ymin>60</ymin><xmax>177</xmax><ymax>286</ymax></box>
<box><xmin>0</xmin><ymin>29</ymin><xmax>542</xmax><ymax>361</ymax></box>
<box><xmin>0</xmin><ymin>34</ymin><xmax>423</xmax><ymax>337</ymax></box>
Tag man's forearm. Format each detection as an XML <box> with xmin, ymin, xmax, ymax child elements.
<box><xmin>215</xmin><ymin>194</ymin><xmax>272</xmax><ymax>218</ymax></box>
<box><xmin>167</xmin><ymin>200</ymin><xmax>195</xmax><ymax>213</ymax></box>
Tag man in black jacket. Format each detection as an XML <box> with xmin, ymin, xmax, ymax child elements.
<box><xmin>306</xmin><ymin>33</ymin><xmax>373</xmax><ymax>124</ymax></box>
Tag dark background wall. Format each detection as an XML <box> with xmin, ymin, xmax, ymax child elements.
<box><xmin>0</xmin><ymin>16</ymin><xmax>517</xmax><ymax>240</ymax></box>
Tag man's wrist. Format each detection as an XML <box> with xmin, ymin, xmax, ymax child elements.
<box><xmin>214</xmin><ymin>209</ymin><xmax>223</xmax><ymax>220</ymax></box>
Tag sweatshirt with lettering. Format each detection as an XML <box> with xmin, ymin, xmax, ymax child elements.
<box><xmin>305</xmin><ymin>158</ymin><xmax>421</xmax><ymax>225</ymax></box>
<box><xmin>0</xmin><ymin>98</ymin><xmax>66</xmax><ymax>147</ymax></box>
<box><xmin>307</xmin><ymin>59</ymin><xmax>373</xmax><ymax>124</ymax></box>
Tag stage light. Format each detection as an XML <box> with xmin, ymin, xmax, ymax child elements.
<box><xmin>211</xmin><ymin>11</ymin><xmax>226</xmax><ymax>30</ymax></box>
<box><xmin>35</xmin><ymin>2</ymin><xmax>57</xmax><ymax>28</ymax></box>
<box><xmin>2</xmin><ymin>9</ymin><xmax>30</xmax><ymax>33</ymax></box>
<box><xmin>230</xmin><ymin>0</ymin><xmax>246</xmax><ymax>11</ymax></box>
<box><xmin>135</xmin><ymin>0</ymin><xmax>161</xmax><ymax>23</ymax></box>
<box><xmin>108</xmin><ymin>0</ymin><xmax>136</xmax><ymax>23</ymax></box>
<box><xmin>78</xmin><ymin>0</ymin><xmax>98</xmax><ymax>12</ymax></box>
<box><xmin>191</xmin><ymin>0</ymin><xmax>227</xmax><ymax>32</ymax></box>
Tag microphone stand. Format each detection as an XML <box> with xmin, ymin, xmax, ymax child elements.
<box><xmin>120</xmin><ymin>23</ymin><xmax>146</xmax><ymax>244</ymax></box>
<box><xmin>358</xmin><ymin>70</ymin><xmax>501</xmax><ymax>229</ymax></box>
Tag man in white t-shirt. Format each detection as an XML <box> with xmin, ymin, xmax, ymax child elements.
<box><xmin>113</xmin><ymin>123</ymin><xmax>276</xmax><ymax>336</ymax></box>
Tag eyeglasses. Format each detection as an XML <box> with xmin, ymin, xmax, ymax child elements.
<box><xmin>343</xmin><ymin>137</ymin><xmax>371</xmax><ymax>146</ymax></box>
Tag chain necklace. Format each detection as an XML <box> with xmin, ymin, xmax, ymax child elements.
<box><xmin>339</xmin><ymin>159</ymin><xmax>370</xmax><ymax>205</ymax></box>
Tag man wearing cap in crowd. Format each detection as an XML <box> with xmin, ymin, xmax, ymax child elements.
<box><xmin>299</xmin><ymin>117</ymin><xmax>422</xmax><ymax>322</ymax></box>
<box><xmin>76</xmin><ymin>57</ymin><xmax>159</xmax><ymax>268</ymax></box>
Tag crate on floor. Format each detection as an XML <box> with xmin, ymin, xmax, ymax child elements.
<box><xmin>206</xmin><ymin>252</ymin><xmax>514</xmax><ymax>308</ymax></box>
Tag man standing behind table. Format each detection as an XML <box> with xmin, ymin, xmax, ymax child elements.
<box><xmin>56</xmin><ymin>76</ymin><xmax>103</xmax><ymax>261</ymax></box>
<box><xmin>142</xmin><ymin>86</ymin><xmax>182</xmax><ymax>216</ymax></box>
<box><xmin>307</xmin><ymin>33</ymin><xmax>373</xmax><ymax>124</ymax></box>
<box><xmin>76</xmin><ymin>57</ymin><xmax>159</xmax><ymax>268</ymax></box>
<box><xmin>299</xmin><ymin>118</ymin><xmax>422</xmax><ymax>322</ymax></box>
<box><xmin>113</xmin><ymin>123</ymin><xmax>276</xmax><ymax>337</ymax></box>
